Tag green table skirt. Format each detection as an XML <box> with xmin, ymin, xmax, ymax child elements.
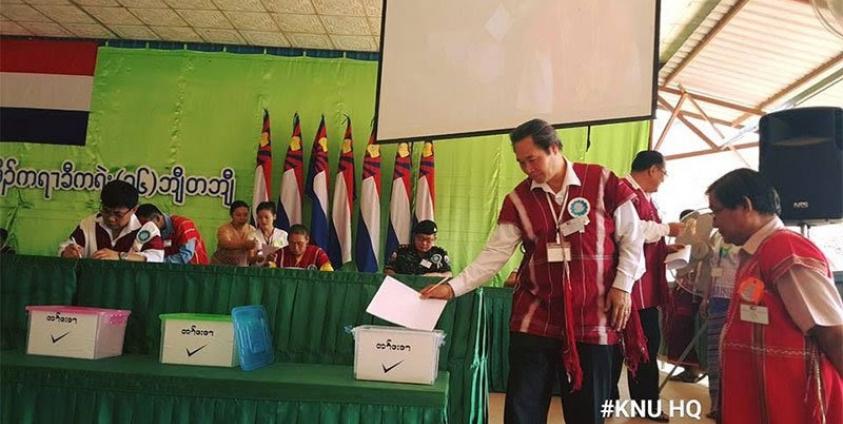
<box><xmin>1</xmin><ymin>351</ymin><xmax>448</xmax><ymax>424</ymax></box>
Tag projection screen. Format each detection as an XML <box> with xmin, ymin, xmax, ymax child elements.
<box><xmin>374</xmin><ymin>0</ymin><xmax>659</xmax><ymax>143</ymax></box>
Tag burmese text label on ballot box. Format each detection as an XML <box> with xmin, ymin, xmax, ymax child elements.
<box><xmin>352</xmin><ymin>325</ymin><xmax>445</xmax><ymax>385</ymax></box>
<box><xmin>159</xmin><ymin>313</ymin><xmax>238</xmax><ymax>367</ymax></box>
<box><xmin>26</xmin><ymin>305</ymin><xmax>130</xmax><ymax>360</ymax></box>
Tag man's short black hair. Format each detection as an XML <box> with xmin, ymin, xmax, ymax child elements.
<box><xmin>101</xmin><ymin>180</ymin><xmax>139</xmax><ymax>209</ymax></box>
<box><xmin>229</xmin><ymin>200</ymin><xmax>249</xmax><ymax>216</ymax></box>
<box><xmin>256</xmin><ymin>201</ymin><xmax>276</xmax><ymax>214</ymax></box>
<box><xmin>680</xmin><ymin>209</ymin><xmax>696</xmax><ymax>220</ymax></box>
<box><xmin>413</xmin><ymin>220</ymin><xmax>437</xmax><ymax>235</ymax></box>
<box><xmin>136</xmin><ymin>204</ymin><xmax>163</xmax><ymax>220</ymax></box>
<box><xmin>631</xmin><ymin>150</ymin><xmax>665</xmax><ymax>172</ymax></box>
<box><xmin>509</xmin><ymin>119</ymin><xmax>562</xmax><ymax>152</ymax></box>
<box><xmin>289</xmin><ymin>224</ymin><xmax>310</xmax><ymax>238</ymax></box>
<box><xmin>706</xmin><ymin>168</ymin><xmax>780</xmax><ymax>215</ymax></box>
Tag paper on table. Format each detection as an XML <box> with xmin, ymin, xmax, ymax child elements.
<box><xmin>664</xmin><ymin>245</ymin><xmax>692</xmax><ymax>270</ymax></box>
<box><xmin>366</xmin><ymin>276</ymin><xmax>447</xmax><ymax>331</ymax></box>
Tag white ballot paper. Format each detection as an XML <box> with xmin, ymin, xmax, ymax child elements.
<box><xmin>366</xmin><ymin>276</ymin><xmax>447</xmax><ymax>331</ymax></box>
<box><xmin>664</xmin><ymin>245</ymin><xmax>692</xmax><ymax>270</ymax></box>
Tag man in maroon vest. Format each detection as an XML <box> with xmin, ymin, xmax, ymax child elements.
<box><xmin>613</xmin><ymin>150</ymin><xmax>683</xmax><ymax>422</ymax></box>
<box><xmin>423</xmin><ymin>119</ymin><xmax>646</xmax><ymax>424</ymax></box>
<box><xmin>59</xmin><ymin>180</ymin><xmax>164</xmax><ymax>262</ymax></box>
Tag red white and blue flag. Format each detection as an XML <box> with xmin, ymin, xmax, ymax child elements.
<box><xmin>252</xmin><ymin>109</ymin><xmax>272</xmax><ymax>222</ymax></box>
<box><xmin>307</xmin><ymin>116</ymin><xmax>330</xmax><ymax>250</ymax></box>
<box><xmin>414</xmin><ymin>141</ymin><xmax>435</xmax><ymax>223</ymax></box>
<box><xmin>276</xmin><ymin>113</ymin><xmax>304</xmax><ymax>231</ymax></box>
<box><xmin>0</xmin><ymin>39</ymin><xmax>98</xmax><ymax>145</ymax></box>
<box><xmin>328</xmin><ymin>117</ymin><xmax>355</xmax><ymax>268</ymax></box>
<box><xmin>385</xmin><ymin>142</ymin><xmax>412</xmax><ymax>260</ymax></box>
<box><xmin>355</xmin><ymin>125</ymin><xmax>382</xmax><ymax>272</ymax></box>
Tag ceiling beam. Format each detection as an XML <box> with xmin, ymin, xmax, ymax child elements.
<box><xmin>660</xmin><ymin>86</ymin><xmax>765</xmax><ymax>116</ymax></box>
<box><xmin>661</xmin><ymin>0</ymin><xmax>752</xmax><ymax>87</ymax></box>
<box><xmin>659</xmin><ymin>0</ymin><xmax>723</xmax><ymax>67</ymax></box>
<box><xmin>657</xmin><ymin>95</ymin><xmax>752</xmax><ymax>166</ymax></box>
<box><xmin>655</xmin><ymin>93</ymin><xmax>687</xmax><ymax>151</ymax></box>
<box><xmin>656</xmin><ymin>105</ymin><xmax>740</xmax><ymax>128</ymax></box>
<box><xmin>665</xmin><ymin>142</ymin><xmax>758</xmax><ymax>161</ymax></box>
<box><xmin>730</xmin><ymin>53</ymin><xmax>843</xmax><ymax>126</ymax></box>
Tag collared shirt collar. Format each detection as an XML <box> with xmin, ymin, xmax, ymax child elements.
<box><xmin>530</xmin><ymin>158</ymin><xmax>580</xmax><ymax>204</ymax></box>
<box><xmin>624</xmin><ymin>174</ymin><xmax>651</xmax><ymax>200</ymax></box>
<box><xmin>161</xmin><ymin>214</ymin><xmax>174</xmax><ymax>239</ymax></box>
<box><xmin>741</xmin><ymin>216</ymin><xmax>784</xmax><ymax>256</ymax></box>
<box><xmin>96</xmin><ymin>213</ymin><xmax>142</xmax><ymax>242</ymax></box>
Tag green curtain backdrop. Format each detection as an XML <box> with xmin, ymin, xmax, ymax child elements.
<box><xmin>0</xmin><ymin>46</ymin><xmax>649</xmax><ymax>284</ymax></box>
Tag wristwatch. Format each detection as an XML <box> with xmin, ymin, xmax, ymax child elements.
<box><xmin>119</xmin><ymin>251</ymin><xmax>129</xmax><ymax>261</ymax></box>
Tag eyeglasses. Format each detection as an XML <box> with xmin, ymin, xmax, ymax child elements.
<box><xmin>100</xmin><ymin>206</ymin><xmax>131</xmax><ymax>219</ymax></box>
<box><xmin>658</xmin><ymin>167</ymin><xmax>669</xmax><ymax>177</ymax></box>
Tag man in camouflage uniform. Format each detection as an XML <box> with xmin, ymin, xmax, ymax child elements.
<box><xmin>384</xmin><ymin>220</ymin><xmax>452</xmax><ymax>277</ymax></box>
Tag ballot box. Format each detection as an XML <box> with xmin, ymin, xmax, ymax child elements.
<box><xmin>159</xmin><ymin>313</ymin><xmax>238</xmax><ymax>367</ymax></box>
<box><xmin>26</xmin><ymin>305</ymin><xmax>130</xmax><ymax>360</ymax></box>
<box><xmin>352</xmin><ymin>325</ymin><xmax>445</xmax><ymax>385</ymax></box>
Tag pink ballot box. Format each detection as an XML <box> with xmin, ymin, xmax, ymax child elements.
<box><xmin>25</xmin><ymin>305</ymin><xmax>131</xmax><ymax>360</ymax></box>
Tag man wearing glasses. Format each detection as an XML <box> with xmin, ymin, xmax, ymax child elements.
<box><xmin>59</xmin><ymin>180</ymin><xmax>164</xmax><ymax>262</ymax></box>
<box><xmin>613</xmin><ymin>150</ymin><xmax>684</xmax><ymax>422</ymax></box>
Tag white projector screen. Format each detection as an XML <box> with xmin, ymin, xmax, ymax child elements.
<box><xmin>374</xmin><ymin>0</ymin><xmax>659</xmax><ymax>143</ymax></box>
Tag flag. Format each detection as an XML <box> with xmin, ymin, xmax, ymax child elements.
<box><xmin>251</xmin><ymin>109</ymin><xmax>272</xmax><ymax>222</ymax></box>
<box><xmin>276</xmin><ymin>113</ymin><xmax>304</xmax><ymax>231</ymax></box>
<box><xmin>414</xmin><ymin>140</ymin><xmax>435</xmax><ymax>223</ymax></box>
<box><xmin>328</xmin><ymin>117</ymin><xmax>355</xmax><ymax>268</ymax></box>
<box><xmin>307</xmin><ymin>115</ymin><xmax>330</xmax><ymax>250</ymax></box>
<box><xmin>355</xmin><ymin>125</ymin><xmax>381</xmax><ymax>272</ymax></box>
<box><xmin>0</xmin><ymin>39</ymin><xmax>98</xmax><ymax>146</ymax></box>
<box><xmin>385</xmin><ymin>142</ymin><xmax>412</xmax><ymax>259</ymax></box>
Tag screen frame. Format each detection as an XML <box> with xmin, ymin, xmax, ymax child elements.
<box><xmin>372</xmin><ymin>0</ymin><xmax>661</xmax><ymax>144</ymax></box>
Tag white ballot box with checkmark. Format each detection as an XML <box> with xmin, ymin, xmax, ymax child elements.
<box><xmin>159</xmin><ymin>313</ymin><xmax>238</xmax><ymax>367</ymax></box>
<box><xmin>352</xmin><ymin>325</ymin><xmax>445</xmax><ymax>385</ymax></box>
<box><xmin>26</xmin><ymin>305</ymin><xmax>130</xmax><ymax>359</ymax></box>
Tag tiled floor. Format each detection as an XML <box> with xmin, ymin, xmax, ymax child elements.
<box><xmin>488</xmin><ymin>361</ymin><xmax>715</xmax><ymax>423</ymax></box>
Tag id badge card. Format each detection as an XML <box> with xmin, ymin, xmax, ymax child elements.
<box><xmin>740</xmin><ymin>304</ymin><xmax>769</xmax><ymax>325</ymax></box>
<box><xmin>559</xmin><ymin>216</ymin><xmax>590</xmax><ymax>237</ymax></box>
<box><xmin>547</xmin><ymin>241</ymin><xmax>572</xmax><ymax>263</ymax></box>
<box><xmin>710</xmin><ymin>267</ymin><xmax>724</xmax><ymax>278</ymax></box>
<box><xmin>419</xmin><ymin>258</ymin><xmax>432</xmax><ymax>269</ymax></box>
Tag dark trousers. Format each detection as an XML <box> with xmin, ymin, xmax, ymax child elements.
<box><xmin>612</xmin><ymin>307</ymin><xmax>661</xmax><ymax>402</ymax></box>
<box><xmin>504</xmin><ymin>332</ymin><xmax>617</xmax><ymax>424</ymax></box>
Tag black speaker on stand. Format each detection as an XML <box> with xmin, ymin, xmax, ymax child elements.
<box><xmin>759</xmin><ymin>106</ymin><xmax>843</xmax><ymax>228</ymax></box>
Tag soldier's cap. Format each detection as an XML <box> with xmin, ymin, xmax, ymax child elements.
<box><xmin>413</xmin><ymin>220</ymin><xmax>437</xmax><ymax>235</ymax></box>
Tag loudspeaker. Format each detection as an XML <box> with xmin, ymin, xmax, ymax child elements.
<box><xmin>759</xmin><ymin>106</ymin><xmax>843</xmax><ymax>225</ymax></box>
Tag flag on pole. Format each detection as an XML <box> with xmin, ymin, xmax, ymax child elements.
<box><xmin>328</xmin><ymin>117</ymin><xmax>355</xmax><ymax>268</ymax></box>
<box><xmin>355</xmin><ymin>125</ymin><xmax>381</xmax><ymax>272</ymax></box>
<box><xmin>251</xmin><ymin>109</ymin><xmax>272</xmax><ymax>222</ymax></box>
<box><xmin>414</xmin><ymin>140</ymin><xmax>435</xmax><ymax>223</ymax></box>
<box><xmin>385</xmin><ymin>142</ymin><xmax>412</xmax><ymax>260</ymax></box>
<box><xmin>276</xmin><ymin>113</ymin><xmax>304</xmax><ymax>231</ymax></box>
<box><xmin>307</xmin><ymin>115</ymin><xmax>330</xmax><ymax>250</ymax></box>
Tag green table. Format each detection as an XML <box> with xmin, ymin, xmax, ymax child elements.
<box><xmin>1</xmin><ymin>351</ymin><xmax>448</xmax><ymax>424</ymax></box>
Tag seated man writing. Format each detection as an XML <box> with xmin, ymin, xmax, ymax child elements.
<box><xmin>59</xmin><ymin>180</ymin><xmax>164</xmax><ymax>262</ymax></box>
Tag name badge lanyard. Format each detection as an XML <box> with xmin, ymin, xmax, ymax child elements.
<box><xmin>545</xmin><ymin>191</ymin><xmax>573</xmax><ymax>284</ymax></box>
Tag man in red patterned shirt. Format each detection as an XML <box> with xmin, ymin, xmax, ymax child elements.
<box><xmin>708</xmin><ymin>169</ymin><xmax>842</xmax><ymax>424</ymax></box>
<box><xmin>423</xmin><ymin>119</ymin><xmax>645</xmax><ymax>424</ymax></box>
<box><xmin>136</xmin><ymin>203</ymin><xmax>209</xmax><ymax>265</ymax></box>
<box><xmin>613</xmin><ymin>150</ymin><xmax>683</xmax><ymax>422</ymax></box>
<box><xmin>275</xmin><ymin>224</ymin><xmax>333</xmax><ymax>271</ymax></box>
